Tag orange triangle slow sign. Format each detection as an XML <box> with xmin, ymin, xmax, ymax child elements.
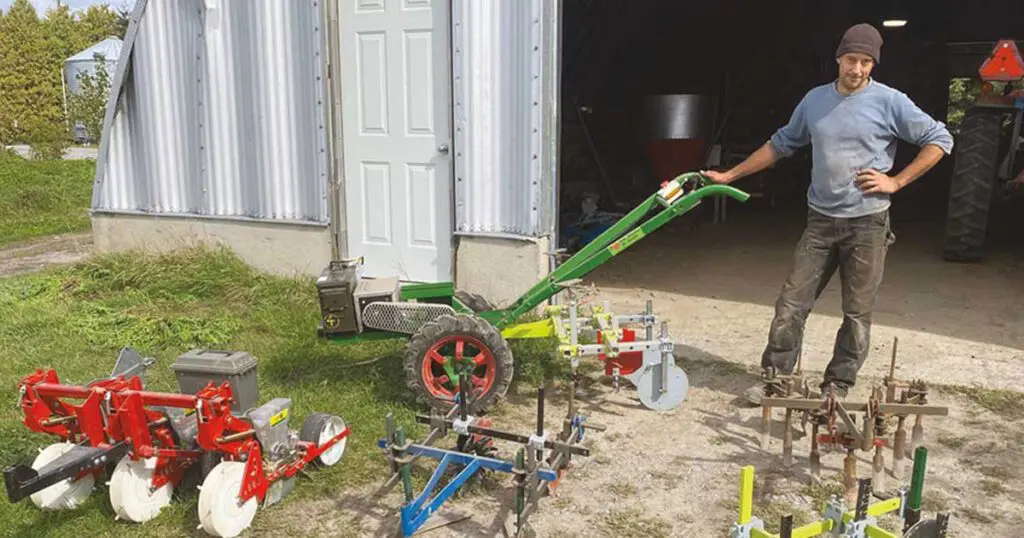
<box><xmin>980</xmin><ymin>40</ymin><xmax>1024</xmax><ymax>82</ymax></box>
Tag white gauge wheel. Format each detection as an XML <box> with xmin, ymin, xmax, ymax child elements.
<box><xmin>108</xmin><ymin>455</ymin><xmax>173</xmax><ymax>523</ymax></box>
<box><xmin>317</xmin><ymin>416</ymin><xmax>348</xmax><ymax>466</ymax></box>
<box><xmin>635</xmin><ymin>362</ymin><xmax>690</xmax><ymax>411</ymax></box>
<box><xmin>29</xmin><ymin>442</ymin><xmax>94</xmax><ymax>510</ymax></box>
<box><xmin>300</xmin><ymin>413</ymin><xmax>348</xmax><ymax>467</ymax></box>
<box><xmin>197</xmin><ymin>461</ymin><xmax>258</xmax><ymax>538</ymax></box>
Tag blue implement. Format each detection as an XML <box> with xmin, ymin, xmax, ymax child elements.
<box><xmin>376</xmin><ymin>439</ymin><xmax>559</xmax><ymax>536</ymax></box>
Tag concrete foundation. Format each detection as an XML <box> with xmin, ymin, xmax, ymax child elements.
<box><xmin>90</xmin><ymin>213</ymin><xmax>335</xmax><ymax>278</ymax></box>
<box><xmin>454</xmin><ymin>235</ymin><xmax>551</xmax><ymax>309</ymax></box>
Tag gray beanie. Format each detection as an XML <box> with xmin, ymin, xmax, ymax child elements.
<box><xmin>836</xmin><ymin>23</ymin><xmax>883</xmax><ymax>63</ymax></box>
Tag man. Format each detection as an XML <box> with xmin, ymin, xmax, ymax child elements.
<box><xmin>702</xmin><ymin>23</ymin><xmax>954</xmax><ymax>404</ymax></box>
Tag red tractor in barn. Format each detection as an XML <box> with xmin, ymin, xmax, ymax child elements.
<box><xmin>943</xmin><ymin>39</ymin><xmax>1024</xmax><ymax>262</ymax></box>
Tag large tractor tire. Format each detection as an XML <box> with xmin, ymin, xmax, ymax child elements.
<box><xmin>943</xmin><ymin>106</ymin><xmax>1004</xmax><ymax>262</ymax></box>
<box><xmin>404</xmin><ymin>314</ymin><xmax>514</xmax><ymax>414</ymax></box>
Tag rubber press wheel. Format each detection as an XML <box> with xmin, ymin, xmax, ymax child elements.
<box><xmin>404</xmin><ymin>314</ymin><xmax>514</xmax><ymax>413</ymax></box>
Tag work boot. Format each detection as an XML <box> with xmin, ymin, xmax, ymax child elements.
<box><xmin>820</xmin><ymin>381</ymin><xmax>849</xmax><ymax>400</ymax></box>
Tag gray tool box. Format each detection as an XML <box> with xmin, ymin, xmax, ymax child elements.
<box><xmin>170</xmin><ymin>349</ymin><xmax>259</xmax><ymax>413</ymax></box>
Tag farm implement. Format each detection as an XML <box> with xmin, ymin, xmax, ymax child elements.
<box><xmin>316</xmin><ymin>172</ymin><xmax>750</xmax><ymax>412</ymax></box>
<box><xmin>377</xmin><ymin>372</ymin><xmax>601</xmax><ymax>537</ymax></box>
<box><xmin>756</xmin><ymin>338</ymin><xmax>949</xmax><ymax>507</ymax></box>
<box><xmin>731</xmin><ymin>446</ymin><xmax>952</xmax><ymax>538</ymax></box>
<box><xmin>4</xmin><ymin>347</ymin><xmax>349</xmax><ymax>538</ymax></box>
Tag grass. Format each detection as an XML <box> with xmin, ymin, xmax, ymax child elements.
<box><xmin>938</xmin><ymin>383</ymin><xmax>1024</xmax><ymax>420</ymax></box>
<box><xmin>0</xmin><ymin>151</ymin><xmax>95</xmax><ymax>246</ymax></box>
<box><xmin>0</xmin><ymin>245</ymin><xmax>563</xmax><ymax>537</ymax></box>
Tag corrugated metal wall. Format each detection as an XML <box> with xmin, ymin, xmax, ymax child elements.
<box><xmin>93</xmin><ymin>0</ymin><xmax>330</xmax><ymax>224</ymax></box>
<box><xmin>451</xmin><ymin>0</ymin><xmax>559</xmax><ymax>239</ymax></box>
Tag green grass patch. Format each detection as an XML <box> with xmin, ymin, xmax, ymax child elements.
<box><xmin>0</xmin><ymin>151</ymin><xmax>95</xmax><ymax>245</ymax></box>
<box><xmin>938</xmin><ymin>384</ymin><xmax>1024</xmax><ymax>420</ymax></box>
<box><xmin>0</xmin><ymin>245</ymin><xmax>558</xmax><ymax>537</ymax></box>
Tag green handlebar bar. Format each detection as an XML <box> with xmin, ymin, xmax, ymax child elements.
<box><xmin>488</xmin><ymin>171</ymin><xmax>751</xmax><ymax>328</ymax></box>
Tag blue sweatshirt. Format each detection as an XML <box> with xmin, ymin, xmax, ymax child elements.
<box><xmin>768</xmin><ymin>79</ymin><xmax>954</xmax><ymax>218</ymax></box>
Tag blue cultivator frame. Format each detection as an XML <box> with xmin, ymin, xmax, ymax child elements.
<box><xmin>378</xmin><ymin>375</ymin><xmax>600</xmax><ymax>537</ymax></box>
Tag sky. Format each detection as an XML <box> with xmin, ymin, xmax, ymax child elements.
<box><xmin>0</xmin><ymin>0</ymin><xmax>136</xmax><ymax>14</ymax></box>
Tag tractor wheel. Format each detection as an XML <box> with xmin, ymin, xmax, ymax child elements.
<box><xmin>943</xmin><ymin>106</ymin><xmax>1004</xmax><ymax>262</ymax></box>
<box><xmin>454</xmin><ymin>290</ymin><xmax>496</xmax><ymax>313</ymax></box>
<box><xmin>404</xmin><ymin>314</ymin><xmax>514</xmax><ymax>414</ymax></box>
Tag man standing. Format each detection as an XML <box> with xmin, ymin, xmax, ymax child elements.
<box><xmin>702</xmin><ymin>23</ymin><xmax>954</xmax><ymax>404</ymax></box>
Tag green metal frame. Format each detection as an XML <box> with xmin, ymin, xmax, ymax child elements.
<box><xmin>325</xmin><ymin>172</ymin><xmax>749</xmax><ymax>343</ymax></box>
<box><xmin>484</xmin><ymin>173</ymin><xmax>749</xmax><ymax>328</ymax></box>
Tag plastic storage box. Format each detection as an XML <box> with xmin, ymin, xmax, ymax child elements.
<box><xmin>171</xmin><ymin>349</ymin><xmax>259</xmax><ymax>413</ymax></box>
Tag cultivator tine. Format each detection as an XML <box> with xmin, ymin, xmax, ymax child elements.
<box><xmin>909</xmin><ymin>415</ymin><xmax>924</xmax><ymax>459</ymax></box>
<box><xmin>843</xmin><ymin>448</ymin><xmax>858</xmax><ymax>507</ymax></box>
<box><xmin>783</xmin><ymin>408</ymin><xmax>793</xmax><ymax>468</ymax></box>
<box><xmin>780</xmin><ymin>514</ymin><xmax>794</xmax><ymax>538</ymax></box>
<box><xmin>809</xmin><ymin>422</ymin><xmax>821</xmax><ymax>480</ymax></box>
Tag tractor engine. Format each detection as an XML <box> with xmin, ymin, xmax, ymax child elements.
<box><xmin>315</xmin><ymin>258</ymin><xmax>399</xmax><ymax>337</ymax></box>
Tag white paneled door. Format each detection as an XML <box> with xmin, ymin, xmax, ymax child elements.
<box><xmin>339</xmin><ymin>0</ymin><xmax>453</xmax><ymax>282</ymax></box>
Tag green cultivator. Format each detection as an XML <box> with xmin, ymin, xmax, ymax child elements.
<box><xmin>315</xmin><ymin>172</ymin><xmax>750</xmax><ymax>412</ymax></box>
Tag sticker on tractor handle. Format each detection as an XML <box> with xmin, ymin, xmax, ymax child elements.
<box><xmin>609</xmin><ymin>228</ymin><xmax>646</xmax><ymax>255</ymax></box>
<box><xmin>271</xmin><ymin>408</ymin><xmax>289</xmax><ymax>427</ymax></box>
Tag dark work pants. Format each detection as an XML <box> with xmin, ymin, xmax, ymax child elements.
<box><xmin>761</xmin><ymin>207</ymin><xmax>895</xmax><ymax>389</ymax></box>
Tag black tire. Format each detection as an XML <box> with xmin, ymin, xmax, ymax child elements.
<box><xmin>404</xmin><ymin>314</ymin><xmax>514</xmax><ymax>414</ymax></box>
<box><xmin>943</xmin><ymin>106</ymin><xmax>1004</xmax><ymax>262</ymax></box>
<box><xmin>454</xmin><ymin>290</ymin><xmax>496</xmax><ymax>313</ymax></box>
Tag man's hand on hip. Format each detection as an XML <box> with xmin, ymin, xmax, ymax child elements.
<box><xmin>855</xmin><ymin>169</ymin><xmax>901</xmax><ymax>194</ymax></box>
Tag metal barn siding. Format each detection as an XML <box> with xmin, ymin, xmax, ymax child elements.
<box><xmin>451</xmin><ymin>0</ymin><xmax>560</xmax><ymax>239</ymax></box>
<box><xmin>93</xmin><ymin>0</ymin><xmax>330</xmax><ymax>224</ymax></box>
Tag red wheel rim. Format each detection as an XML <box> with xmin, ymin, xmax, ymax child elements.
<box><xmin>421</xmin><ymin>334</ymin><xmax>497</xmax><ymax>401</ymax></box>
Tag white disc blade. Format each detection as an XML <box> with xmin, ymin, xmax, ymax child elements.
<box><xmin>29</xmin><ymin>442</ymin><xmax>94</xmax><ymax>510</ymax></box>
<box><xmin>197</xmin><ymin>461</ymin><xmax>258</xmax><ymax>538</ymax></box>
<box><xmin>636</xmin><ymin>363</ymin><xmax>689</xmax><ymax>411</ymax></box>
<box><xmin>109</xmin><ymin>455</ymin><xmax>173</xmax><ymax>523</ymax></box>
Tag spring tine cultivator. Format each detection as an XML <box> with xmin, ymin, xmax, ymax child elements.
<box><xmin>754</xmin><ymin>338</ymin><xmax>949</xmax><ymax>505</ymax></box>
<box><xmin>378</xmin><ymin>373</ymin><xmax>602</xmax><ymax>537</ymax></box>
<box><xmin>4</xmin><ymin>347</ymin><xmax>350</xmax><ymax>538</ymax></box>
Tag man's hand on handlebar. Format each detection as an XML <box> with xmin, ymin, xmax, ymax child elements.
<box><xmin>701</xmin><ymin>169</ymin><xmax>734</xmax><ymax>185</ymax></box>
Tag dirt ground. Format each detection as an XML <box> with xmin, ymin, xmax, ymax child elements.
<box><xmin>0</xmin><ymin>232</ymin><xmax>92</xmax><ymax>277</ymax></box>
<box><xmin>252</xmin><ymin>210</ymin><xmax>1024</xmax><ymax>538</ymax></box>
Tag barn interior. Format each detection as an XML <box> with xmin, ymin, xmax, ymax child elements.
<box><xmin>556</xmin><ymin>0</ymin><xmax>1024</xmax><ymax>261</ymax></box>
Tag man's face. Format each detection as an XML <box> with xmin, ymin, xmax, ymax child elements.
<box><xmin>837</xmin><ymin>52</ymin><xmax>875</xmax><ymax>91</ymax></box>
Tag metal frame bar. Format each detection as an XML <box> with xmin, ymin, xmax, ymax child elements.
<box><xmin>492</xmin><ymin>175</ymin><xmax>749</xmax><ymax>327</ymax></box>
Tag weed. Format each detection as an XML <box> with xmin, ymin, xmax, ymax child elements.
<box><xmin>980</xmin><ymin>478</ymin><xmax>1006</xmax><ymax>496</ymax></box>
<box><xmin>937</xmin><ymin>433</ymin><xmax>969</xmax><ymax>449</ymax></box>
<box><xmin>596</xmin><ymin>507</ymin><xmax>672</xmax><ymax>538</ymax></box>
<box><xmin>939</xmin><ymin>384</ymin><xmax>1024</xmax><ymax>420</ymax></box>
<box><xmin>921</xmin><ymin>490</ymin><xmax>950</xmax><ymax>513</ymax></box>
<box><xmin>608</xmin><ymin>481</ymin><xmax>638</xmax><ymax>497</ymax></box>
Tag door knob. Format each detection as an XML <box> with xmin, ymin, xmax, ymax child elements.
<box><xmin>437</xmin><ymin>144</ymin><xmax>449</xmax><ymax>154</ymax></box>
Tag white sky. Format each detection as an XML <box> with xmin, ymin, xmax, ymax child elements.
<box><xmin>0</xmin><ymin>0</ymin><xmax>136</xmax><ymax>14</ymax></box>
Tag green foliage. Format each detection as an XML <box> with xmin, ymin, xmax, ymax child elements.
<box><xmin>67</xmin><ymin>54</ymin><xmax>112</xmax><ymax>142</ymax></box>
<box><xmin>947</xmin><ymin>77</ymin><xmax>1010</xmax><ymax>134</ymax></box>
<box><xmin>0</xmin><ymin>0</ymin><xmax>126</xmax><ymax>150</ymax></box>
<box><xmin>0</xmin><ymin>150</ymin><xmax>94</xmax><ymax>244</ymax></box>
